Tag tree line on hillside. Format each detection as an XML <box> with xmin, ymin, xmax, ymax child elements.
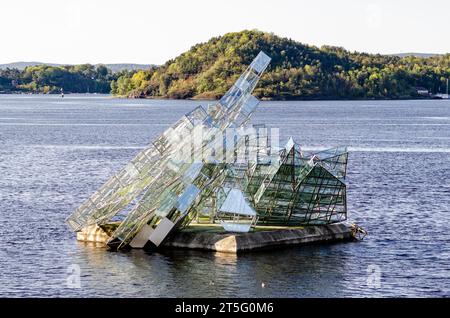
<box><xmin>0</xmin><ymin>64</ymin><xmax>134</xmax><ymax>94</ymax></box>
<box><xmin>111</xmin><ymin>30</ymin><xmax>450</xmax><ymax>100</ymax></box>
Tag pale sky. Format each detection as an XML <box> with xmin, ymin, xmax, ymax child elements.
<box><xmin>1</xmin><ymin>0</ymin><xmax>449</xmax><ymax>65</ymax></box>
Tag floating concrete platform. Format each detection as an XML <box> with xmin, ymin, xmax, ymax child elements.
<box><xmin>77</xmin><ymin>223</ymin><xmax>357</xmax><ymax>253</ymax></box>
<box><xmin>163</xmin><ymin>223</ymin><xmax>354</xmax><ymax>253</ymax></box>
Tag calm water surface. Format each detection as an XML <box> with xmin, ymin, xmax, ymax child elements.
<box><xmin>0</xmin><ymin>94</ymin><xmax>449</xmax><ymax>297</ymax></box>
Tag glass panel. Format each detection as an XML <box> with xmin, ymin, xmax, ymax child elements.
<box><xmin>219</xmin><ymin>188</ymin><xmax>256</xmax><ymax>216</ymax></box>
<box><xmin>177</xmin><ymin>184</ymin><xmax>201</xmax><ymax>213</ymax></box>
<box><xmin>185</xmin><ymin>106</ymin><xmax>208</xmax><ymax>126</ymax></box>
<box><xmin>219</xmin><ymin>85</ymin><xmax>243</xmax><ymax>109</ymax></box>
<box><xmin>220</xmin><ymin>222</ymin><xmax>252</xmax><ymax>233</ymax></box>
<box><xmin>241</xmin><ymin>95</ymin><xmax>259</xmax><ymax>116</ymax></box>
<box><xmin>250</xmin><ymin>51</ymin><xmax>271</xmax><ymax>74</ymax></box>
<box><xmin>182</xmin><ymin>162</ymin><xmax>204</xmax><ymax>184</ymax></box>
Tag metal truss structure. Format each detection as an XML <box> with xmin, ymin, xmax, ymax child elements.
<box><xmin>67</xmin><ymin>51</ymin><xmax>349</xmax><ymax>250</ymax></box>
<box><xmin>243</xmin><ymin>139</ymin><xmax>348</xmax><ymax>226</ymax></box>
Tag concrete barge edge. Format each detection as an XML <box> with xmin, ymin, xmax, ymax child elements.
<box><xmin>163</xmin><ymin>223</ymin><xmax>354</xmax><ymax>253</ymax></box>
<box><xmin>77</xmin><ymin>223</ymin><xmax>355</xmax><ymax>253</ymax></box>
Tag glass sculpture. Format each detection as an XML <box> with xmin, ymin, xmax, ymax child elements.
<box><xmin>67</xmin><ymin>52</ymin><xmax>349</xmax><ymax>250</ymax></box>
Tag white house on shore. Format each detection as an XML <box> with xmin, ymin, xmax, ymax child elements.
<box><xmin>416</xmin><ymin>87</ymin><xmax>429</xmax><ymax>96</ymax></box>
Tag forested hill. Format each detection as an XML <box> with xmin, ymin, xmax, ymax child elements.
<box><xmin>0</xmin><ymin>64</ymin><xmax>142</xmax><ymax>94</ymax></box>
<box><xmin>111</xmin><ymin>30</ymin><xmax>450</xmax><ymax>100</ymax></box>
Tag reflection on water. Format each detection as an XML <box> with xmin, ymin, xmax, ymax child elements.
<box><xmin>69</xmin><ymin>243</ymin><xmax>351</xmax><ymax>297</ymax></box>
<box><xmin>0</xmin><ymin>94</ymin><xmax>449</xmax><ymax>297</ymax></box>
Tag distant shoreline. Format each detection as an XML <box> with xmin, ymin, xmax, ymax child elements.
<box><xmin>1</xmin><ymin>91</ymin><xmax>445</xmax><ymax>101</ymax></box>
